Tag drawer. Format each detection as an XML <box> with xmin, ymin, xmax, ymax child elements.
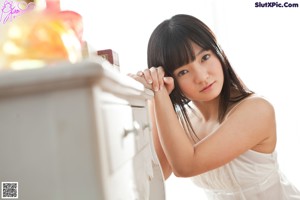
<box><xmin>107</xmin><ymin>146</ymin><xmax>153</xmax><ymax>200</ymax></box>
<box><xmin>132</xmin><ymin>107</ymin><xmax>151</xmax><ymax>150</ymax></box>
<box><xmin>102</xmin><ymin>104</ymin><xmax>149</xmax><ymax>173</ymax></box>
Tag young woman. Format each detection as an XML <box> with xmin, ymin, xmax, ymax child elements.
<box><xmin>128</xmin><ymin>14</ymin><xmax>300</xmax><ymax>199</ymax></box>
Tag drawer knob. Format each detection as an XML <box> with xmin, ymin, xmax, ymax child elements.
<box><xmin>123</xmin><ymin>121</ymin><xmax>150</xmax><ymax>138</ymax></box>
<box><xmin>123</xmin><ymin>121</ymin><xmax>140</xmax><ymax>137</ymax></box>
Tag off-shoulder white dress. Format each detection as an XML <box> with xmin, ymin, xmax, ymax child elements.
<box><xmin>187</xmin><ymin>96</ymin><xmax>300</xmax><ymax>199</ymax></box>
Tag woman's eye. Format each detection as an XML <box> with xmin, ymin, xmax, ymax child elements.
<box><xmin>177</xmin><ymin>70</ymin><xmax>188</xmax><ymax>77</ymax></box>
<box><xmin>201</xmin><ymin>54</ymin><xmax>210</xmax><ymax>62</ymax></box>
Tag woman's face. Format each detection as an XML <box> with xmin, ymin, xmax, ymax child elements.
<box><xmin>173</xmin><ymin>44</ymin><xmax>224</xmax><ymax>102</ymax></box>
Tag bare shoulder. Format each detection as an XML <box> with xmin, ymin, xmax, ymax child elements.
<box><xmin>243</xmin><ymin>95</ymin><xmax>274</xmax><ymax>110</ymax></box>
<box><xmin>227</xmin><ymin>95</ymin><xmax>275</xmax><ymax>119</ymax></box>
<box><xmin>225</xmin><ymin>94</ymin><xmax>277</xmax><ymax>153</ymax></box>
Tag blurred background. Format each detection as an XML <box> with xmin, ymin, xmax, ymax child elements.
<box><xmin>1</xmin><ymin>0</ymin><xmax>299</xmax><ymax>199</ymax></box>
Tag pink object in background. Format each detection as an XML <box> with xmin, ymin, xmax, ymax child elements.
<box><xmin>59</xmin><ymin>10</ymin><xmax>83</xmax><ymax>43</ymax></box>
<box><xmin>46</xmin><ymin>0</ymin><xmax>60</xmax><ymax>11</ymax></box>
<box><xmin>45</xmin><ymin>0</ymin><xmax>83</xmax><ymax>44</ymax></box>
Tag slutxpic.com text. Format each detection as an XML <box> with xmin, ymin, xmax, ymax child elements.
<box><xmin>255</xmin><ymin>2</ymin><xmax>299</xmax><ymax>7</ymax></box>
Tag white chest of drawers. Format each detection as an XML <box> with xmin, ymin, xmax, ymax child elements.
<box><xmin>0</xmin><ymin>59</ymin><xmax>165</xmax><ymax>200</ymax></box>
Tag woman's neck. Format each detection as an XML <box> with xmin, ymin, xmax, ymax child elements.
<box><xmin>192</xmin><ymin>97</ymin><xmax>220</xmax><ymax>122</ymax></box>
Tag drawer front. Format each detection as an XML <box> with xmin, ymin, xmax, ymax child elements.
<box><xmin>102</xmin><ymin>104</ymin><xmax>135</xmax><ymax>173</ymax></box>
<box><xmin>107</xmin><ymin>146</ymin><xmax>153</xmax><ymax>200</ymax></box>
<box><xmin>101</xmin><ymin>104</ymin><xmax>150</xmax><ymax>174</ymax></box>
<box><xmin>132</xmin><ymin>107</ymin><xmax>151</xmax><ymax>151</ymax></box>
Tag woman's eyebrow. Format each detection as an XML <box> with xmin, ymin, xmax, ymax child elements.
<box><xmin>195</xmin><ymin>49</ymin><xmax>205</xmax><ymax>57</ymax></box>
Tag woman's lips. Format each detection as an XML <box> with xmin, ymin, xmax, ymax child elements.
<box><xmin>200</xmin><ymin>82</ymin><xmax>215</xmax><ymax>92</ymax></box>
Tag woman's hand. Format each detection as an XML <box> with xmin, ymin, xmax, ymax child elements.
<box><xmin>127</xmin><ymin>71</ymin><xmax>152</xmax><ymax>90</ymax></box>
<box><xmin>128</xmin><ymin>66</ymin><xmax>175</xmax><ymax>94</ymax></box>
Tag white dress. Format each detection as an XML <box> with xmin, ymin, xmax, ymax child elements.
<box><xmin>187</xmin><ymin>96</ymin><xmax>300</xmax><ymax>200</ymax></box>
<box><xmin>191</xmin><ymin>150</ymin><xmax>300</xmax><ymax>199</ymax></box>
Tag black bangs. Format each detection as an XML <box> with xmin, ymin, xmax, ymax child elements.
<box><xmin>147</xmin><ymin>23</ymin><xmax>197</xmax><ymax>76</ymax></box>
<box><xmin>162</xmin><ymin>35</ymin><xmax>211</xmax><ymax>76</ymax></box>
<box><xmin>162</xmin><ymin>36</ymin><xmax>194</xmax><ymax>76</ymax></box>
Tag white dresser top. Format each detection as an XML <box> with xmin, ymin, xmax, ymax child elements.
<box><xmin>0</xmin><ymin>57</ymin><xmax>153</xmax><ymax>99</ymax></box>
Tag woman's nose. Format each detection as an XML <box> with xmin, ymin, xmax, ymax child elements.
<box><xmin>192</xmin><ymin>64</ymin><xmax>208</xmax><ymax>83</ymax></box>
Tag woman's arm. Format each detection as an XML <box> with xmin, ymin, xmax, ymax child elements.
<box><xmin>153</xmin><ymin>87</ymin><xmax>196</xmax><ymax>177</ymax></box>
<box><xmin>148</xmin><ymin>100</ymin><xmax>172</xmax><ymax>180</ymax></box>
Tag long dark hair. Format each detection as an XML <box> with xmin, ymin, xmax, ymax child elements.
<box><xmin>147</xmin><ymin>14</ymin><xmax>253</xmax><ymax>142</ymax></box>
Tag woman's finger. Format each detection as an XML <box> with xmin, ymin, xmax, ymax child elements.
<box><xmin>137</xmin><ymin>71</ymin><xmax>144</xmax><ymax>77</ymax></box>
<box><xmin>149</xmin><ymin>67</ymin><xmax>159</xmax><ymax>91</ymax></box>
<box><xmin>163</xmin><ymin>76</ymin><xmax>175</xmax><ymax>94</ymax></box>
<box><xmin>143</xmin><ymin>69</ymin><xmax>153</xmax><ymax>84</ymax></box>
<box><xmin>128</xmin><ymin>67</ymin><xmax>166</xmax><ymax>92</ymax></box>
<box><xmin>157</xmin><ymin>66</ymin><xmax>165</xmax><ymax>90</ymax></box>
<box><xmin>127</xmin><ymin>73</ymin><xmax>151</xmax><ymax>89</ymax></box>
